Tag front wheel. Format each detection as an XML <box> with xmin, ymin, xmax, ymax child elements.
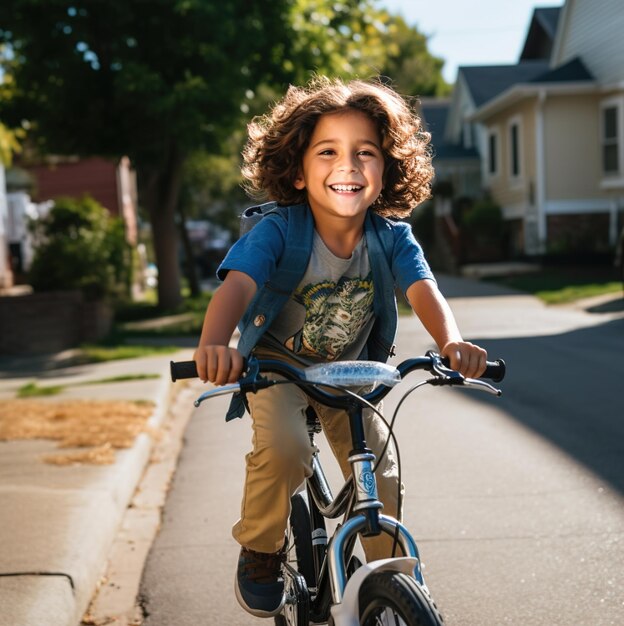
<box><xmin>359</xmin><ymin>571</ymin><xmax>444</xmax><ymax>626</ymax></box>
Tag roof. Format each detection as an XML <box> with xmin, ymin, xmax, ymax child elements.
<box><xmin>529</xmin><ymin>56</ymin><xmax>594</xmax><ymax>83</ymax></box>
<box><xmin>470</xmin><ymin>56</ymin><xmax>597</xmax><ymax>121</ymax></box>
<box><xmin>420</xmin><ymin>100</ymin><xmax>479</xmax><ymax>160</ymax></box>
<box><xmin>536</xmin><ymin>7</ymin><xmax>561</xmax><ymax>39</ymax></box>
<box><xmin>460</xmin><ymin>61</ymin><xmax>550</xmax><ymax>107</ymax></box>
<box><xmin>520</xmin><ymin>6</ymin><xmax>562</xmax><ymax>60</ymax></box>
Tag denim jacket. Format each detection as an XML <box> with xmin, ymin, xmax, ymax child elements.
<box><xmin>220</xmin><ymin>202</ymin><xmax>433</xmax><ymax>420</ymax></box>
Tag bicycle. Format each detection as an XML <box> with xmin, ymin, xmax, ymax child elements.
<box><xmin>170</xmin><ymin>351</ymin><xmax>505</xmax><ymax>626</ymax></box>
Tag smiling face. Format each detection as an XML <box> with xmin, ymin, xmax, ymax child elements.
<box><xmin>294</xmin><ymin>109</ymin><xmax>384</xmax><ymax>226</ymax></box>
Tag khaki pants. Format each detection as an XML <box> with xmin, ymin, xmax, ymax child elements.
<box><xmin>232</xmin><ymin>350</ymin><xmax>404</xmax><ymax>562</ymax></box>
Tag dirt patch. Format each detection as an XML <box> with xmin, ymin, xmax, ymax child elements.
<box><xmin>0</xmin><ymin>399</ymin><xmax>155</xmax><ymax>465</ymax></box>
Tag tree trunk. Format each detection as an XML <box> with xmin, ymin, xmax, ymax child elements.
<box><xmin>141</xmin><ymin>144</ymin><xmax>185</xmax><ymax>310</ymax></box>
<box><xmin>177</xmin><ymin>202</ymin><xmax>201</xmax><ymax>298</ymax></box>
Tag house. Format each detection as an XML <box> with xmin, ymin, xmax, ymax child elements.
<box><xmin>26</xmin><ymin>155</ymin><xmax>139</xmax><ymax>246</ymax></box>
<box><xmin>427</xmin><ymin>0</ymin><xmax>624</xmax><ymax>260</ymax></box>
<box><xmin>2</xmin><ymin>155</ymin><xmax>140</xmax><ymax>285</ymax></box>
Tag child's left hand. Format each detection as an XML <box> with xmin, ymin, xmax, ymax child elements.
<box><xmin>441</xmin><ymin>341</ymin><xmax>488</xmax><ymax>379</ymax></box>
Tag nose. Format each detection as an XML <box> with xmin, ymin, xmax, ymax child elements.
<box><xmin>337</xmin><ymin>153</ymin><xmax>358</xmax><ymax>172</ymax></box>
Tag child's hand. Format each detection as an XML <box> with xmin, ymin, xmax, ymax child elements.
<box><xmin>441</xmin><ymin>341</ymin><xmax>487</xmax><ymax>379</ymax></box>
<box><xmin>193</xmin><ymin>345</ymin><xmax>245</xmax><ymax>386</ymax></box>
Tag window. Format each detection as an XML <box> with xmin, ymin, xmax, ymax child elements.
<box><xmin>602</xmin><ymin>105</ymin><xmax>619</xmax><ymax>174</ymax></box>
<box><xmin>509</xmin><ymin>121</ymin><xmax>521</xmax><ymax>178</ymax></box>
<box><xmin>487</xmin><ymin>127</ymin><xmax>500</xmax><ymax>178</ymax></box>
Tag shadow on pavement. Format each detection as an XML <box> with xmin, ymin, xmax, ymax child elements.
<box><xmin>468</xmin><ymin>316</ymin><xmax>624</xmax><ymax>495</ymax></box>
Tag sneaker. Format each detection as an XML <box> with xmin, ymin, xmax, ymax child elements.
<box><xmin>234</xmin><ymin>544</ymin><xmax>287</xmax><ymax>617</ymax></box>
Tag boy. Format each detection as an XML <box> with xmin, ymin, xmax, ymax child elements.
<box><xmin>194</xmin><ymin>77</ymin><xmax>487</xmax><ymax>617</ymax></box>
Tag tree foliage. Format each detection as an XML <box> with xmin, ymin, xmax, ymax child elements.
<box><xmin>0</xmin><ymin>122</ymin><xmax>21</xmax><ymax>167</ymax></box>
<box><xmin>380</xmin><ymin>15</ymin><xmax>450</xmax><ymax>97</ymax></box>
<box><xmin>0</xmin><ymin>1</ymin><xmax>290</xmax><ymax>161</ymax></box>
<box><xmin>287</xmin><ymin>0</ymin><xmax>390</xmax><ymax>81</ymax></box>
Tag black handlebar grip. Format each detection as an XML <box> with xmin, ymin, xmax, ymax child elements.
<box><xmin>441</xmin><ymin>357</ymin><xmax>506</xmax><ymax>382</ymax></box>
<box><xmin>483</xmin><ymin>359</ymin><xmax>506</xmax><ymax>383</ymax></box>
<box><xmin>170</xmin><ymin>360</ymin><xmax>198</xmax><ymax>382</ymax></box>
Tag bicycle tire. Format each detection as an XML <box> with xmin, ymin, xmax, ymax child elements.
<box><xmin>359</xmin><ymin>571</ymin><xmax>444</xmax><ymax>626</ymax></box>
<box><xmin>275</xmin><ymin>492</ymin><xmax>316</xmax><ymax>626</ymax></box>
<box><xmin>288</xmin><ymin>491</ymin><xmax>316</xmax><ymax>587</ymax></box>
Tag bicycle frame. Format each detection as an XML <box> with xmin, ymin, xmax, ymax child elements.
<box><xmin>295</xmin><ymin>399</ymin><xmax>424</xmax><ymax>622</ymax></box>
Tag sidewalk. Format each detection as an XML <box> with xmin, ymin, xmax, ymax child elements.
<box><xmin>0</xmin><ymin>346</ymin><xmax>193</xmax><ymax>626</ymax></box>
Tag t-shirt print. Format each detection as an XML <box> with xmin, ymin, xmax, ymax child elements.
<box><xmin>284</xmin><ymin>272</ymin><xmax>374</xmax><ymax>360</ymax></box>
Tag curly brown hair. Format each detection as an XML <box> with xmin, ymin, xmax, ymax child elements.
<box><xmin>241</xmin><ymin>76</ymin><xmax>434</xmax><ymax>219</ymax></box>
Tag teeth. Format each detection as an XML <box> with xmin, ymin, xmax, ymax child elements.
<box><xmin>331</xmin><ymin>184</ymin><xmax>362</xmax><ymax>192</ymax></box>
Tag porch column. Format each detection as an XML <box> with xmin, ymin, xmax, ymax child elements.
<box><xmin>535</xmin><ymin>89</ymin><xmax>547</xmax><ymax>253</ymax></box>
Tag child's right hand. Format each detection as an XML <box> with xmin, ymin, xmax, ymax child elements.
<box><xmin>193</xmin><ymin>345</ymin><xmax>245</xmax><ymax>386</ymax></box>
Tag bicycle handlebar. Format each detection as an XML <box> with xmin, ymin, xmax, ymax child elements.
<box><xmin>171</xmin><ymin>353</ymin><xmax>505</xmax><ymax>409</ymax></box>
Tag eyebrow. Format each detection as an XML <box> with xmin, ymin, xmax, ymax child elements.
<box><xmin>310</xmin><ymin>138</ymin><xmax>381</xmax><ymax>150</ymax></box>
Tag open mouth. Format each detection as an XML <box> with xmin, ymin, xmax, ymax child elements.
<box><xmin>329</xmin><ymin>184</ymin><xmax>363</xmax><ymax>193</ymax></box>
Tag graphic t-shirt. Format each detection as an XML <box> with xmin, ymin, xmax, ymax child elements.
<box><xmin>265</xmin><ymin>231</ymin><xmax>375</xmax><ymax>362</ymax></box>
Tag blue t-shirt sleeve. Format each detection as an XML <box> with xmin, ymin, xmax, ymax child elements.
<box><xmin>391</xmin><ymin>222</ymin><xmax>435</xmax><ymax>295</ymax></box>
<box><xmin>216</xmin><ymin>214</ymin><xmax>287</xmax><ymax>287</ymax></box>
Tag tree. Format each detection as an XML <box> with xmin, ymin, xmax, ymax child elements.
<box><xmin>287</xmin><ymin>0</ymin><xmax>390</xmax><ymax>81</ymax></box>
<box><xmin>379</xmin><ymin>15</ymin><xmax>450</xmax><ymax>97</ymax></box>
<box><xmin>0</xmin><ymin>0</ymin><xmax>291</xmax><ymax>308</ymax></box>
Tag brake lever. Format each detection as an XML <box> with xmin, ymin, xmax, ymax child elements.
<box><xmin>461</xmin><ymin>378</ymin><xmax>502</xmax><ymax>396</ymax></box>
<box><xmin>194</xmin><ymin>383</ymin><xmax>242</xmax><ymax>407</ymax></box>
<box><xmin>193</xmin><ymin>357</ymin><xmax>274</xmax><ymax>408</ymax></box>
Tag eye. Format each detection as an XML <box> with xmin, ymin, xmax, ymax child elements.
<box><xmin>358</xmin><ymin>148</ymin><xmax>379</xmax><ymax>158</ymax></box>
<box><xmin>319</xmin><ymin>149</ymin><xmax>335</xmax><ymax>156</ymax></box>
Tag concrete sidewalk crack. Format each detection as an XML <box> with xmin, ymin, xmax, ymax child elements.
<box><xmin>0</xmin><ymin>570</ymin><xmax>75</xmax><ymax>590</ymax></box>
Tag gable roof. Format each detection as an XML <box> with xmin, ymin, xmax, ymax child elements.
<box><xmin>460</xmin><ymin>61</ymin><xmax>550</xmax><ymax>107</ymax></box>
<box><xmin>520</xmin><ymin>6</ymin><xmax>562</xmax><ymax>60</ymax></box>
<box><xmin>529</xmin><ymin>55</ymin><xmax>593</xmax><ymax>83</ymax></box>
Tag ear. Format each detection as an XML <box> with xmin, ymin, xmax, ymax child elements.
<box><xmin>294</xmin><ymin>171</ymin><xmax>305</xmax><ymax>190</ymax></box>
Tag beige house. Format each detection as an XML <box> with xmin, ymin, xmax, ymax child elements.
<box><xmin>429</xmin><ymin>0</ymin><xmax>624</xmax><ymax>258</ymax></box>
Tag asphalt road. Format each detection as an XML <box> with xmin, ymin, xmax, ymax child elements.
<box><xmin>139</xmin><ymin>277</ymin><xmax>624</xmax><ymax>625</ymax></box>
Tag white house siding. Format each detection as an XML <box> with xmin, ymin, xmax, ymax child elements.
<box><xmin>554</xmin><ymin>0</ymin><xmax>624</xmax><ymax>85</ymax></box>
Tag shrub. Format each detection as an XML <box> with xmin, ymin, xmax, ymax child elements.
<box><xmin>462</xmin><ymin>197</ymin><xmax>504</xmax><ymax>242</ymax></box>
<box><xmin>28</xmin><ymin>195</ymin><xmax>132</xmax><ymax>301</ymax></box>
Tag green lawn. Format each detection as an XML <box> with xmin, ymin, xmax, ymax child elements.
<box><xmin>486</xmin><ymin>265</ymin><xmax>623</xmax><ymax>304</ymax></box>
<box><xmin>16</xmin><ymin>374</ymin><xmax>161</xmax><ymax>398</ymax></box>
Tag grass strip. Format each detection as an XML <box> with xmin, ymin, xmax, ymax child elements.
<box><xmin>16</xmin><ymin>373</ymin><xmax>162</xmax><ymax>398</ymax></box>
<box><xmin>79</xmin><ymin>344</ymin><xmax>179</xmax><ymax>363</ymax></box>
<box><xmin>486</xmin><ymin>267</ymin><xmax>622</xmax><ymax>304</ymax></box>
